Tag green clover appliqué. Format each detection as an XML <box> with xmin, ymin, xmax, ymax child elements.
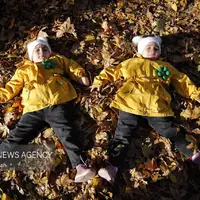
<box><xmin>156</xmin><ymin>66</ymin><xmax>170</xmax><ymax>80</ymax></box>
<box><xmin>42</xmin><ymin>59</ymin><xmax>56</xmax><ymax>69</ymax></box>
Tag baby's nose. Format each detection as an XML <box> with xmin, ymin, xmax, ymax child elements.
<box><xmin>39</xmin><ymin>49</ymin><xmax>44</xmax><ymax>54</ymax></box>
<box><xmin>150</xmin><ymin>48</ymin><xmax>155</xmax><ymax>53</ymax></box>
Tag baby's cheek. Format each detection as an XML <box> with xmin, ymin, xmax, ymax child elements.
<box><xmin>45</xmin><ymin>52</ymin><xmax>51</xmax><ymax>58</ymax></box>
<box><xmin>141</xmin><ymin>52</ymin><xmax>148</xmax><ymax>58</ymax></box>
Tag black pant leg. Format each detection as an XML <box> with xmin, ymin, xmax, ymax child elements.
<box><xmin>45</xmin><ymin>102</ymin><xmax>82</xmax><ymax>168</ymax></box>
<box><xmin>110</xmin><ymin>110</ymin><xmax>140</xmax><ymax>167</ymax></box>
<box><xmin>0</xmin><ymin>111</ymin><xmax>46</xmax><ymax>149</ymax></box>
<box><xmin>147</xmin><ymin>116</ymin><xmax>193</xmax><ymax>158</ymax></box>
<box><xmin>0</xmin><ymin>111</ymin><xmax>47</xmax><ymax>167</ymax></box>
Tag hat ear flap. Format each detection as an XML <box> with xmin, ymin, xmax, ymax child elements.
<box><xmin>154</xmin><ymin>36</ymin><xmax>162</xmax><ymax>44</ymax></box>
<box><xmin>132</xmin><ymin>36</ymin><xmax>143</xmax><ymax>45</ymax></box>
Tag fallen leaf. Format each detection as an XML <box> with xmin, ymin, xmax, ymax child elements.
<box><xmin>169</xmin><ymin>173</ymin><xmax>177</xmax><ymax>183</ymax></box>
<box><xmin>2</xmin><ymin>193</ymin><xmax>10</xmax><ymax>200</ymax></box>
<box><xmin>171</xmin><ymin>3</ymin><xmax>178</xmax><ymax>12</ymax></box>
<box><xmin>53</xmin><ymin>17</ymin><xmax>77</xmax><ymax>38</ymax></box>
<box><xmin>85</xmin><ymin>35</ymin><xmax>95</xmax><ymax>42</ymax></box>
<box><xmin>56</xmin><ymin>173</ymin><xmax>73</xmax><ymax>187</ymax></box>
<box><xmin>193</xmin><ymin>54</ymin><xmax>200</xmax><ymax>64</ymax></box>
<box><xmin>180</xmin><ymin>103</ymin><xmax>200</xmax><ymax>119</ymax></box>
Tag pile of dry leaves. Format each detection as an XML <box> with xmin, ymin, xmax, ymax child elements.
<box><xmin>0</xmin><ymin>0</ymin><xmax>199</xmax><ymax>199</ymax></box>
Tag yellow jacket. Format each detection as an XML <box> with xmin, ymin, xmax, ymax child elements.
<box><xmin>0</xmin><ymin>54</ymin><xmax>86</xmax><ymax>114</ymax></box>
<box><xmin>93</xmin><ymin>56</ymin><xmax>200</xmax><ymax>117</ymax></box>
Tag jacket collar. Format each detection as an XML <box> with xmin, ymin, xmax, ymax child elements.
<box><xmin>136</xmin><ymin>53</ymin><xmax>164</xmax><ymax>61</ymax></box>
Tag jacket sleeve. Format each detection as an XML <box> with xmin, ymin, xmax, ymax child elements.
<box><xmin>169</xmin><ymin>64</ymin><xmax>200</xmax><ymax>101</ymax></box>
<box><xmin>92</xmin><ymin>63</ymin><xmax>123</xmax><ymax>88</ymax></box>
<box><xmin>68</xmin><ymin>59</ymin><xmax>86</xmax><ymax>81</ymax></box>
<box><xmin>59</xmin><ymin>55</ymin><xmax>86</xmax><ymax>81</ymax></box>
<box><xmin>0</xmin><ymin>69</ymin><xmax>24</xmax><ymax>103</ymax></box>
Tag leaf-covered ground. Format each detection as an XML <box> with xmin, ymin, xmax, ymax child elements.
<box><xmin>0</xmin><ymin>0</ymin><xmax>200</xmax><ymax>199</ymax></box>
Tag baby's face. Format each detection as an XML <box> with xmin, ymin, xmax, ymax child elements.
<box><xmin>32</xmin><ymin>44</ymin><xmax>51</xmax><ymax>63</ymax></box>
<box><xmin>142</xmin><ymin>42</ymin><xmax>160</xmax><ymax>60</ymax></box>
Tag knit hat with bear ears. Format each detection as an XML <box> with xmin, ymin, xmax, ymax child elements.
<box><xmin>27</xmin><ymin>37</ymin><xmax>52</xmax><ymax>61</ymax></box>
<box><xmin>132</xmin><ymin>36</ymin><xmax>162</xmax><ymax>56</ymax></box>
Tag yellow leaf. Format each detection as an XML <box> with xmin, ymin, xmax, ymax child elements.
<box><xmin>180</xmin><ymin>104</ymin><xmax>200</xmax><ymax>119</ymax></box>
<box><xmin>94</xmin><ymin>105</ymin><xmax>103</xmax><ymax>114</ymax></box>
<box><xmin>5</xmin><ymin>107</ymin><xmax>15</xmax><ymax>112</ymax></box>
<box><xmin>151</xmin><ymin>173</ymin><xmax>159</xmax><ymax>182</ymax></box>
<box><xmin>117</xmin><ymin>1</ymin><xmax>124</xmax><ymax>9</ymax></box>
<box><xmin>43</xmin><ymin>128</ymin><xmax>54</xmax><ymax>139</ymax></box>
<box><xmin>85</xmin><ymin>35</ymin><xmax>95</xmax><ymax>42</ymax></box>
<box><xmin>171</xmin><ymin>3</ymin><xmax>177</xmax><ymax>11</ymax></box>
<box><xmin>96</xmin><ymin>111</ymin><xmax>108</xmax><ymax>121</ymax></box>
<box><xmin>142</xmin><ymin>169</ymin><xmax>151</xmax><ymax>178</ymax></box>
<box><xmin>198</xmin><ymin>3</ymin><xmax>200</xmax><ymax>10</ymax></box>
<box><xmin>2</xmin><ymin>193</ymin><xmax>10</xmax><ymax>200</ymax></box>
<box><xmin>127</xmin><ymin>13</ymin><xmax>135</xmax><ymax>20</ymax></box>
<box><xmin>47</xmin><ymin>189</ymin><xmax>58</xmax><ymax>199</ymax></box>
<box><xmin>169</xmin><ymin>173</ymin><xmax>177</xmax><ymax>183</ymax></box>
<box><xmin>7</xmin><ymin>54</ymin><xmax>18</xmax><ymax>58</ymax></box>
<box><xmin>194</xmin><ymin>54</ymin><xmax>200</xmax><ymax>64</ymax></box>
<box><xmin>92</xmin><ymin>177</ymin><xmax>103</xmax><ymax>188</ymax></box>
<box><xmin>3</xmin><ymin>169</ymin><xmax>16</xmax><ymax>181</ymax></box>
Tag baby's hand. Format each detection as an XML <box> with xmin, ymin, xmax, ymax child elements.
<box><xmin>79</xmin><ymin>77</ymin><xmax>90</xmax><ymax>86</ymax></box>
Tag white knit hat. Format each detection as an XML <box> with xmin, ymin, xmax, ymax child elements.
<box><xmin>27</xmin><ymin>37</ymin><xmax>52</xmax><ymax>61</ymax></box>
<box><xmin>132</xmin><ymin>36</ymin><xmax>162</xmax><ymax>55</ymax></box>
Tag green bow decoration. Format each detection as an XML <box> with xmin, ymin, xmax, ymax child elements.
<box><xmin>42</xmin><ymin>59</ymin><xmax>56</xmax><ymax>69</ymax></box>
<box><xmin>156</xmin><ymin>66</ymin><xmax>170</xmax><ymax>80</ymax></box>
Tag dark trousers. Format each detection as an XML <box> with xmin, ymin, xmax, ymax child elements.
<box><xmin>0</xmin><ymin>101</ymin><xmax>82</xmax><ymax>168</ymax></box>
<box><xmin>109</xmin><ymin>110</ymin><xmax>194</xmax><ymax>167</ymax></box>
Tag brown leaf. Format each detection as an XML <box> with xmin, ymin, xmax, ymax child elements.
<box><xmin>55</xmin><ymin>140</ymin><xmax>65</xmax><ymax>151</ymax></box>
<box><xmin>144</xmin><ymin>158</ymin><xmax>158</xmax><ymax>171</ymax></box>
<box><xmin>56</xmin><ymin>173</ymin><xmax>73</xmax><ymax>187</ymax></box>
<box><xmin>180</xmin><ymin>103</ymin><xmax>200</xmax><ymax>119</ymax></box>
<box><xmin>53</xmin><ymin>17</ymin><xmax>77</xmax><ymax>38</ymax></box>
<box><xmin>8</xmin><ymin>17</ymin><xmax>15</xmax><ymax>29</ymax></box>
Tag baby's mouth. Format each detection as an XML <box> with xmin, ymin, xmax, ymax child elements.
<box><xmin>38</xmin><ymin>56</ymin><xmax>46</xmax><ymax>60</ymax></box>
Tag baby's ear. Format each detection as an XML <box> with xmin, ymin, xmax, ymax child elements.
<box><xmin>154</xmin><ymin>36</ymin><xmax>162</xmax><ymax>44</ymax></box>
<box><xmin>132</xmin><ymin>36</ymin><xmax>143</xmax><ymax>45</ymax></box>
